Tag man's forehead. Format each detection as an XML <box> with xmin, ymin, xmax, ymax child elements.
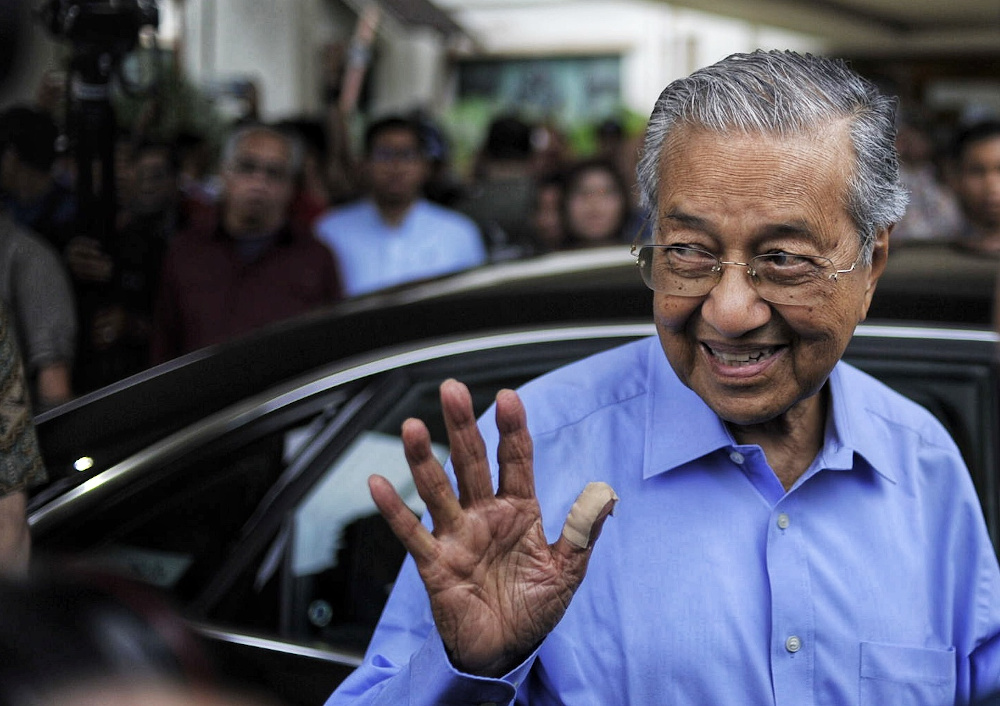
<box><xmin>657</xmin><ymin>124</ymin><xmax>855</xmax><ymax>200</ymax></box>
<box><xmin>236</xmin><ymin>132</ymin><xmax>291</xmax><ymax>159</ymax></box>
<box><xmin>373</xmin><ymin>127</ymin><xmax>420</xmax><ymax>146</ymax></box>
<box><xmin>962</xmin><ymin>135</ymin><xmax>1000</xmax><ymax>164</ymax></box>
<box><xmin>663</xmin><ymin>122</ymin><xmax>851</xmax><ymax>156</ymax></box>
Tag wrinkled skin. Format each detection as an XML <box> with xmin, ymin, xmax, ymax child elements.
<box><xmin>369</xmin><ymin>380</ymin><xmax>614</xmax><ymax>677</ymax></box>
<box><xmin>652</xmin><ymin>125</ymin><xmax>889</xmax><ymax>487</ymax></box>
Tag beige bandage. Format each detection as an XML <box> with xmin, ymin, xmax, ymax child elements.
<box><xmin>561</xmin><ymin>482</ymin><xmax>619</xmax><ymax>549</ymax></box>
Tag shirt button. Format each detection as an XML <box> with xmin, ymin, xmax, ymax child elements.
<box><xmin>776</xmin><ymin>513</ymin><xmax>790</xmax><ymax>529</ymax></box>
<box><xmin>729</xmin><ymin>451</ymin><xmax>745</xmax><ymax>464</ymax></box>
<box><xmin>785</xmin><ymin>635</ymin><xmax>802</xmax><ymax>653</ymax></box>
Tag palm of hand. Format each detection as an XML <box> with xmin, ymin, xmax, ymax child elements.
<box><xmin>422</xmin><ymin>495</ymin><xmax>584</xmax><ymax>677</ymax></box>
<box><xmin>369</xmin><ymin>380</ymin><xmax>611</xmax><ymax>678</ymax></box>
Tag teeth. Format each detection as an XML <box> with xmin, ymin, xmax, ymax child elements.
<box><xmin>709</xmin><ymin>347</ymin><xmax>776</xmax><ymax>366</ymax></box>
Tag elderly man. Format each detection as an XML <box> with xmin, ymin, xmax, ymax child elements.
<box><xmin>327</xmin><ymin>51</ymin><xmax>1000</xmax><ymax>705</ymax></box>
<box><xmin>151</xmin><ymin>124</ymin><xmax>342</xmax><ymax>363</ymax></box>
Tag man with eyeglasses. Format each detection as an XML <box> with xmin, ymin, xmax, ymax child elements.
<box><xmin>151</xmin><ymin>124</ymin><xmax>342</xmax><ymax>363</ymax></box>
<box><xmin>315</xmin><ymin>116</ymin><xmax>486</xmax><ymax>297</ymax></box>
<box><xmin>328</xmin><ymin>51</ymin><xmax>1000</xmax><ymax>705</ymax></box>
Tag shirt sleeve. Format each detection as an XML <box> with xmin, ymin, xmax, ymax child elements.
<box><xmin>0</xmin><ymin>302</ymin><xmax>47</xmax><ymax>495</ymax></box>
<box><xmin>10</xmin><ymin>232</ymin><xmax>76</xmax><ymax>372</ymax></box>
<box><xmin>324</xmin><ymin>538</ymin><xmax>533</xmax><ymax>705</ymax></box>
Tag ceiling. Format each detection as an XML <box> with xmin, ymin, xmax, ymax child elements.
<box><xmin>659</xmin><ymin>0</ymin><xmax>1000</xmax><ymax>55</ymax></box>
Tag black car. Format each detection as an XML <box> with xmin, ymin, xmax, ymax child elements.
<box><xmin>28</xmin><ymin>245</ymin><xmax>1000</xmax><ymax>704</ymax></box>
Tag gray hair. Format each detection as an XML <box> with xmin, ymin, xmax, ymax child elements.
<box><xmin>636</xmin><ymin>50</ymin><xmax>908</xmax><ymax>263</ymax></box>
<box><xmin>221</xmin><ymin>123</ymin><xmax>304</xmax><ymax>177</ymax></box>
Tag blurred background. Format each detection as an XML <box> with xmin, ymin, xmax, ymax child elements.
<box><xmin>0</xmin><ymin>0</ymin><xmax>996</xmax><ymax>400</ymax></box>
<box><xmin>3</xmin><ymin>0</ymin><xmax>997</xmax><ymax>175</ymax></box>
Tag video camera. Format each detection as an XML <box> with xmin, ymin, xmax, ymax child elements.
<box><xmin>36</xmin><ymin>0</ymin><xmax>160</xmax><ymax>245</ymax></box>
<box><xmin>38</xmin><ymin>0</ymin><xmax>158</xmax><ymax>58</ymax></box>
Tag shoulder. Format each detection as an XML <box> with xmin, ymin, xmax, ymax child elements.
<box><xmin>0</xmin><ymin>218</ymin><xmax>62</xmax><ymax>268</ymax></box>
<box><xmin>831</xmin><ymin>361</ymin><xmax>976</xmax><ymax>501</ymax></box>
<box><xmin>292</xmin><ymin>229</ymin><xmax>338</xmax><ymax>264</ymax></box>
<box><xmin>512</xmin><ymin>337</ymin><xmax>653</xmax><ymax>437</ymax></box>
<box><xmin>834</xmin><ymin>361</ymin><xmax>959</xmax><ymax>450</ymax></box>
<box><xmin>413</xmin><ymin>200</ymin><xmax>480</xmax><ymax>236</ymax></box>
<box><xmin>316</xmin><ymin>201</ymin><xmax>371</xmax><ymax>231</ymax></box>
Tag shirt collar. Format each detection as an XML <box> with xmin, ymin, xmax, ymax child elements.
<box><xmin>642</xmin><ymin>341</ymin><xmax>896</xmax><ymax>484</ymax></box>
<box><xmin>822</xmin><ymin>363</ymin><xmax>898</xmax><ymax>483</ymax></box>
<box><xmin>642</xmin><ymin>340</ymin><xmax>732</xmax><ymax>480</ymax></box>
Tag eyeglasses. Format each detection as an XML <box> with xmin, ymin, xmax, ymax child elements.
<box><xmin>631</xmin><ymin>243</ymin><xmax>861</xmax><ymax>307</ymax></box>
<box><xmin>369</xmin><ymin>147</ymin><xmax>424</xmax><ymax>164</ymax></box>
<box><xmin>228</xmin><ymin>156</ymin><xmax>291</xmax><ymax>183</ymax></box>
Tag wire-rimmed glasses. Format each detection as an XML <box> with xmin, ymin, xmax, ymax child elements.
<box><xmin>631</xmin><ymin>243</ymin><xmax>861</xmax><ymax>307</ymax></box>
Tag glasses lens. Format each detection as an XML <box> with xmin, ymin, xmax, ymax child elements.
<box><xmin>752</xmin><ymin>253</ymin><xmax>832</xmax><ymax>306</ymax></box>
<box><xmin>231</xmin><ymin>157</ymin><xmax>290</xmax><ymax>182</ymax></box>
<box><xmin>637</xmin><ymin>246</ymin><xmax>716</xmax><ymax>297</ymax></box>
<box><xmin>636</xmin><ymin>246</ymin><xmax>841</xmax><ymax>306</ymax></box>
<box><xmin>370</xmin><ymin>148</ymin><xmax>422</xmax><ymax>163</ymax></box>
<box><xmin>232</xmin><ymin>157</ymin><xmax>257</xmax><ymax>175</ymax></box>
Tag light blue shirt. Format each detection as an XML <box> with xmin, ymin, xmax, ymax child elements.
<box><xmin>315</xmin><ymin>199</ymin><xmax>487</xmax><ymax>297</ymax></box>
<box><xmin>326</xmin><ymin>336</ymin><xmax>1000</xmax><ymax>705</ymax></box>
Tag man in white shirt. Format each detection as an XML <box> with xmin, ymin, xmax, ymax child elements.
<box><xmin>315</xmin><ymin>116</ymin><xmax>486</xmax><ymax>297</ymax></box>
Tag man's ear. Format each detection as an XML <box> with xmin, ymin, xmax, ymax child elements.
<box><xmin>859</xmin><ymin>225</ymin><xmax>891</xmax><ymax>321</ymax></box>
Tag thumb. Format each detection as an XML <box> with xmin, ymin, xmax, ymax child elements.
<box><xmin>556</xmin><ymin>482</ymin><xmax>618</xmax><ymax>553</ymax></box>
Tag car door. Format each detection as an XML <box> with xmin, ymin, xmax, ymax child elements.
<box><xmin>29</xmin><ymin>322</ymin><xmax>998</xmax><ymax>705</ymax></box>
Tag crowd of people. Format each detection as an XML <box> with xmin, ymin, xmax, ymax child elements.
<box><xmin>0</xmin><ymin>77</ymin><xmax>998</xmax><ymax>410</ymax></box>
<box><xmin>0</xmin><ymin>95</ymin><xmax>656</xmax><ymax>407</ymax></box>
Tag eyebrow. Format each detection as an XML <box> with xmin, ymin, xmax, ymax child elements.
<box><xmin>661</xmin><ymin>211</ymin><xmax>710</xmax><ymax>231</ymax></box>
<box><xmin>661</xmin><ymin>210</ymin><xmax>818</xmax><ymax>241</ymax></box>
<box><xmin>763</xmin><ymin>222</ymin><xmax>815</xmax><ymax>239</ymax></box>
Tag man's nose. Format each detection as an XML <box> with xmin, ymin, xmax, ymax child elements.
<box><xmin>700</xmin><ymin>265</ymin><xmax>772</xmax><ymax>337</ymax></box>
<box><xmin>244</xmin><ymin>168</ymin><xmax>274</xmax><ymax>189</ymax></box>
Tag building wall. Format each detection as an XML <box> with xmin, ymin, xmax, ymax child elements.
<box><xmin>440</xmin><ymin>0</ymin><xmax>824</xmax><ymax>116</ymax></box>
<box><xmin>2</xmin><ymin>0</ymin><xmax>825</xmax><ymax>126</ymax></box>
<box><xmin>182</xmin><ymin>0</ymin><xmax>311</xmax><ymax>120</ymax></box>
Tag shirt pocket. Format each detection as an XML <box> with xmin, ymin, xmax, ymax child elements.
<box><xmin>859</xmin><ymin>641</ymin><xmax>956</xmax><ymax>706</ymax></box>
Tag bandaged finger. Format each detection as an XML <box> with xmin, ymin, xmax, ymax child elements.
<box><xmin>561</xmin><ymin>482</ymin><xmax>619</xmax><ymax>549</ymax></box>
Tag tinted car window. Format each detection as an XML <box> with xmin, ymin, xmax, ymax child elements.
<box><xmin>33</xmin><ymin>397</ymin><xmax>349</xmax><ymax>603</ymax></box>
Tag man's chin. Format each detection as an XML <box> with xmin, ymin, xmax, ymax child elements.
<box><xmin>714</xmin><ymin>406</ymin><xmax>783</xmax><ymax>429</ymax></box>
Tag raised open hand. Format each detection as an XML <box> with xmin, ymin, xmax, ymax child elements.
<box><xmin>369</xmin><ymin>379</ymin><xmax>616</xmax><ymax>678</ymax></box>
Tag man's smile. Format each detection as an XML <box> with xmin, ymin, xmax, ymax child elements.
<box><xmin>699</xmin><ymin>343</ymin><xmax>786</xmax><ymax>378</ymax></box>
<box><xmin>703</xmin><ymin>344</ymin><xmax>781</xmax><ymax>366</ymax></box>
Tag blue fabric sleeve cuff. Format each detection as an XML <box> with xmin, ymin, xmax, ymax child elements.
<box><xmin>407</xmin><ymin>627</ymin><xmax>535</xmax><ymax>705</ymax></box>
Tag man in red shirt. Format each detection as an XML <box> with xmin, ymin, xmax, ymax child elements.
<box><xmin>151</xmin><ymin>124</ymin><xmax>343</xmax><ymax>363</ymax></box>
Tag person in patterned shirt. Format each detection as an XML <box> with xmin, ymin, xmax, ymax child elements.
<box><xmin>0</xmin><ymin>299</ymin><xmax>47</xmax><ymax>575</ymax></box>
